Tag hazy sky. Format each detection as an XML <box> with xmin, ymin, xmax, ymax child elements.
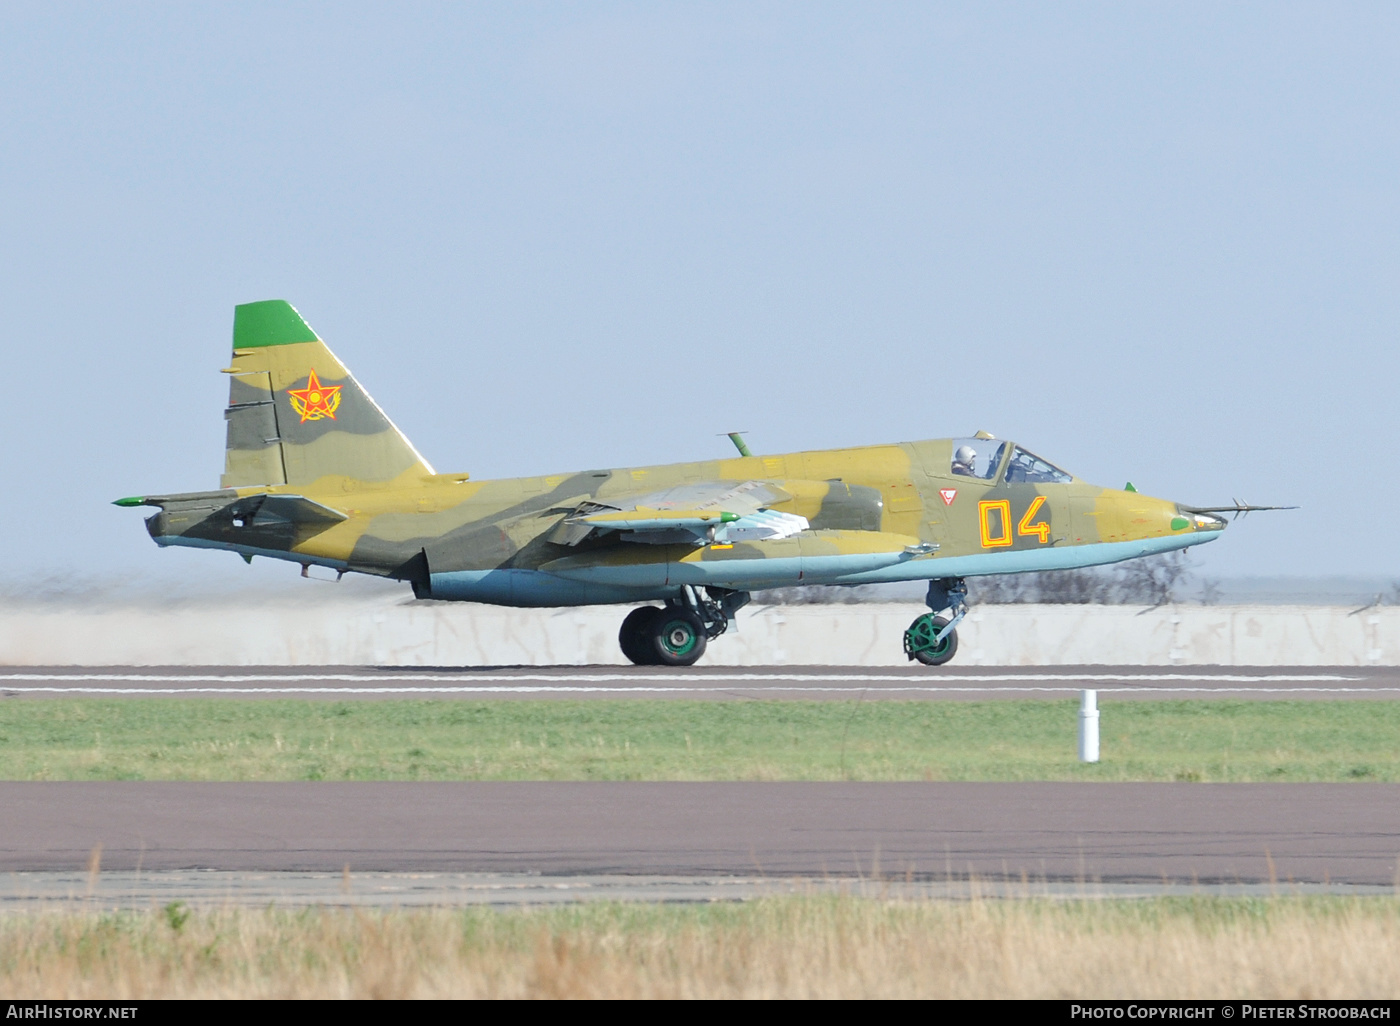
<box><xmin>2</xmin><ymin>2</ymin><xmax>1396</xmax><ymax>588</ymax></box>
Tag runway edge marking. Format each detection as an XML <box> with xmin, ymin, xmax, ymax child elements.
<box><xmin>0</xmin><ymin>671</ymin><xmax>1367</xmax><ymax>684</ymax></box>
<box><xmin>4</xmin><ymin>685</ymin><xmax>1396</xmax><ymax>696</ymax></box>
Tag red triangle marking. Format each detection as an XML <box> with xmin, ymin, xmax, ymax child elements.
<box><xmin>940</xmin><ymin>489</ymin><xmax>957</xmax><ymax>505</ymax></box>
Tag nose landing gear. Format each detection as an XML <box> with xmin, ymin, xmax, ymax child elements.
<box><xmin>904</xmin><ymin>578</ymin><xmax>968</xmax><ymax>666</ymax></box>
<box><xmin>619</xmin><ymin>587</ymin><xmax>750</xmax><ymax>666</ymax></box>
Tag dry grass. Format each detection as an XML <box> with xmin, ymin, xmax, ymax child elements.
<box><xmin>4</xmin><ymin>896</ymin><xmax>1400</xmax><ymax>999</ymax></box>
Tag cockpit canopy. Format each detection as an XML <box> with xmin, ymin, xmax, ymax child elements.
<box><xmin>950</xmin><ymin>439</ymin><xmax>1073</xmax><ymax>484</ymax></box>
<box><xmin>950</xmin><ymin>439</ymin><xmax>1006</xmax><ymax>480</ymax></box>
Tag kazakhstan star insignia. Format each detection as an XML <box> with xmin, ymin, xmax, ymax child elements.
<box><xmin>287</xmin><ymin>369</ymin><xmax>342</xmax><ymax>423</ymax></box>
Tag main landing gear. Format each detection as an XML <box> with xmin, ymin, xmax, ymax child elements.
<box><xmin>904</xmin><ymin>578</ymin><xmax>969</xmax><ymax>667</ymax></box>
<box><xmin>619</xmin><ymin>587</ymin><xmax>750</xmax><ymax>667</ymax></box>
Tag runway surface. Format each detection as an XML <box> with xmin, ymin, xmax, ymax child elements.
<box><xmin>3</xmin><ymin>665</ymin><xmax>1400</xmax><ymax>700</ymax></box>
<box><xmin>3</xmin><ymin>782</ymin><xmax>1397</xmax><ymax>885</ymax></box>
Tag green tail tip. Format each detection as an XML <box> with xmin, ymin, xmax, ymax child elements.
<box><xmin>112</xmin><ymin>496</ymin><xmax>147</xmax><ymax>507</ymax></box>
<box><xmin>1124</xmin><ymin>482</ymin><xmax>1137</xmax><ymax>493</ymax></box>
<box><xmin>233</xmin><ymin>300</ymin><xmax>319</xmax><ymax>350</ymax></box>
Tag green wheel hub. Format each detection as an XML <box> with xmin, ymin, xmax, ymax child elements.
<box><xmin>903</xmin><ymin>613</ymin><xmax>958</xmax><ymax>666</ymax></box>
<box><xmin>658</xmin><ymin>615</ymin><xmax>699</xmax><ymax>658</ymax></box>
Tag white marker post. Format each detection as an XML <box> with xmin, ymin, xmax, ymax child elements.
<box><xmin>1078</xmin><ymin>689</ymin><xmax>1100</xmax><ymax>763</ymax></box>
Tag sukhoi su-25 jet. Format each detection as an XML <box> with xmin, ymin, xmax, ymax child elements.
<box><xmin>117</xmin><ymin>301</ymin><xmax>1282</xmax><ymax>666</ymax></box>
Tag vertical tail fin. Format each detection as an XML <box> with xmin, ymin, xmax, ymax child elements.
<box><xmin>221</xmin><ymin>300</ymin><xmax>434</xmax><ymax>489</ymax></box>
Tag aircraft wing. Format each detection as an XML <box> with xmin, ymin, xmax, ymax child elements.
<box><xmin>549</xmin><ymin>480</ymin><xmax>809</xmax><ymax>547</ymax></box>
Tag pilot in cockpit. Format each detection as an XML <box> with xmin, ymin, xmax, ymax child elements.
<box><xmin>951</xmin><ymin>445</ymin><xmax>978</xmax><ymax>477</ymax></box>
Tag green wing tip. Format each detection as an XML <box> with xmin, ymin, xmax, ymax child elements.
<box><xmin>113</xmin><ymin>496</ymin><xmax>146</xmax><ymax>507</ymax></box>
<box><xmin>232</xmin><ymin>299</ymin><xmax>319</xmax><ymax>350</ymax></box>
<box><xmin>1124</xmin><ymin>482</ymin><xmax>1137</xmax><ymax>493</ymax></box>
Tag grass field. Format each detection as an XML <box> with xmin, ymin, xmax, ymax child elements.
<box><xmin>3</xmin><ymin>896</ymin><xmax>1399</xmax><ymax>998</ymax></box>
<box><xmin>2</xmin><ymin>699</ymin><xmax>1399</xmax><ymax>781</ymax></box>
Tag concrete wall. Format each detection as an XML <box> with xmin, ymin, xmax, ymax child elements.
<box><xmin>0</xmin><ymin>597</ymin><xmax>1395</xmax><ymax>666</ymax></box>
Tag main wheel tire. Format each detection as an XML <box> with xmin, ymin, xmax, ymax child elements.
<box><xmin>904</xmin><ymin>613</ymin><xmax>959</xmax><ymax>666</ymax></box>
<box><xmin>619</xmin><ymin>606</ymin><xmax>662</xmax><ymax>666</ymax></box>
<box><xmin>649</xmin><ymin>608</ymin><xmax>708</xmax><ymax>667</ymax></box>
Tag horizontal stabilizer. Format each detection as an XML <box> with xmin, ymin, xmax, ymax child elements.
<box><xmin>114</xmin><ymin>490</ymin><xmax>345</xmax><ymax>526</ymax></box>
<box><xmin>113</xmin><ymin>490</ymin><xmax>234</xmax><ymax>509</ymax></box>
<box><xmin>238</xmin><ymin>494</ymin><xmax>347</xmax><ymax>526</ymax></box>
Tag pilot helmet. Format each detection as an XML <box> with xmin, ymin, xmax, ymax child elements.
<box><xmin>954</xmin><ymin>445</ymin><xmax>977</xmax><ymax>466</ymax></box>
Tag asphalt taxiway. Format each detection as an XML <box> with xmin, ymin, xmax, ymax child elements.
<box><xmin>2</xmin><ymin>782</ymin><xmax>1396</xmax><ymax>886</ymax></box>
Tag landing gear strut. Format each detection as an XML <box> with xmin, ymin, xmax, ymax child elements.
<box><xmin>619</xmin><ymin>587</ymin><xmax>749</xmax><ymax>667</ymax></box>
<box><xmin>904</xmin><ymin>578</ymin><xmax>968</xmax><ymax>666</ymax></box>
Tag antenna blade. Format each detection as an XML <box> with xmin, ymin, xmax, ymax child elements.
<box><xmin>725</xmin><ymin>432</ymin><xmax>754</xmax><ymax>457</ymax></box>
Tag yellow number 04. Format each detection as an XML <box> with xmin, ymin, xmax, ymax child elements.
<box><xmin>979</xmin><ymin>496</ymin><xmax>1051</xmax><ymax>548</ymax></box>
<box><xmin>1017</xmin><ymin>496</ymin><xmax>1051</xmax><ymax>544</ymax></box>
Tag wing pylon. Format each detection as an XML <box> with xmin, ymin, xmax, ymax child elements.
<box><xmin>549</xmin><ymin>480</ymin><xmax>809</xmax><ymax>547</ymax></box>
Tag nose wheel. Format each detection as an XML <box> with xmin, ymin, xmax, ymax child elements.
<box><xmin>904</xmin><ymin>578</ymin><xmax>968</xmax><ymax>667</ymax></box>
<box><xmin>903</xmin><ymin>613</ymin><xmax>959</xmax><ymax>665</ymax></box>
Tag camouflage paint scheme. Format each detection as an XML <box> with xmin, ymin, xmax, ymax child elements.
<box><xmin>120</xmin><ymin>301</ymin><xmax>1228</xmax><ymax>613</ymax></box>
